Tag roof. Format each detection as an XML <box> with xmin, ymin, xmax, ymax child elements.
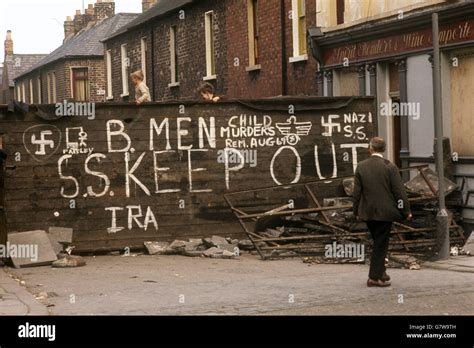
<box><xmin>5</xmin><ymin>54</ymin><xmax>48</xmax><ymax>87</ymax></box>
<box><xmin>102</xmin><ymin>0</ymin><xmax>194</xmax><ymax>42</ymax></box>
<box><xmin>15</xmin><ymin>13</ymin><xmax>139</xmax><ymax>81</ymax></box>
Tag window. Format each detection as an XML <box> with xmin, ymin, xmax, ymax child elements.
<box><xmin>141</xmin><ymin>38</ymin><xmax>147</xmax><ymax>82</ymax></box>
<box><xmin>15</xmin><ymin>84</ymin><xmax>20</xmax><ymax>102</ymax></box>
<box><xmin>21</xmin><ymin>82</ymin><xmax>26</xmax><ymax>103</ymax></box>
<box><xmin>29</xmin><ymin>79</ymin><xmax>34</xmax><ymax>104</ymax></box>
<box><xmin>71</xmin><ymin>68</ymin><xmax>90</xmax><ymax>101</ymax></box>
<box><xmin>121</xmin><ymin>44</ymin><xmax>129</xmax><ymax>95</ymax></box>
<box><xmin>291</xmin><ymin>0</ymin><xmax>307</xmax><ymax>61</ymax></box>
<box><xmin>336</xmin><ymin>0</ymin><xmax>345</xmax><ymax>25</ymax></box>
<box><xmin>37</xmin><ymin>77</ymin><xmax>42</xmax><ymax>104</ymax></box>
<box><xmin>247</xmin><ymin>0</ymin><xmax>259</xmax><ymax>67</ymax></box>
<box><xmin>47</xmin><ymin>73</ymin><xmax>52</xmax><ymax>104</ymax></box>
<box><xmin>204</xmin><ymin>11</ymin><xmax>216</xmax><ymax>78</ymax></box>
<box><xmin>51</xmin><ymin>72</ymin><xmax>57</xmax><ymax>103</ymax></box>
<box><xmin>106</xmin><ymin>50</ymin><xmax>113</xmax><ymax>99</ymax></box>
<box><xmin>169</xmin><ymin>26</ymin><xmax>179</xmax><ymax>85</ymax></box>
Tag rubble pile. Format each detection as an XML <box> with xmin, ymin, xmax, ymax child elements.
<box><xmin>226</xmin><ymin>166</ymin><xmax>468</xmax><ymax>261</ymax></box>
<box><xmin>144</xmin><ymin>236</ymin><xmax>255</xmax><ymax>259</ymax></box>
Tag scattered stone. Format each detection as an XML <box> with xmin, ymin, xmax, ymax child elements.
<box><xmin>203</xmin><ymin>247</ymin><xmax>223</xmax><ymax>257</ymax></box>
<box><xmin>165</xmin><ymin>240</ymin><xmax>187</xmax><ymax>254</ymax></box>
<box><xmin>8</xmin><ymin>230</ymin><xmax>58</xmax><ymax>268</ymax></box>
<box><xmin>184</xmin><ymin>239</ymin><xmax>204</xmax><ymax>252</ymax></box>
<box><xmin>52</xmin><ymin>255</ymin><xmax>86</xmax><ymax>268</ymax></box>
<box><xmin>203</xmin><ymin>235</ymin><xmax>229</xmax><ymax>248</ymax></box>
<box><xmin>462</xmin><ymin>233</ymin><xmax>474</xmax><ymax>255</ymax></box>
<box><xmin>219</xmin><ymin>243</ymin><xmax>239</xmax><ymax>254</ymax></box>
<box><xmin>238</xmin><ymin>239</ymin><xmax>254</xmax><ymax>251</ymax></box>
<box><xmin>388</xmin><ymin>254</ymin><xmax>420</xmax><ymax>270</ymax></box>
<box><xmin>209</xmin><ymin>250</ymin><xmax>236</xmax><ymax>259</ymax></box>
<box><xmin>259</xmin><ymin>229</ymin><xmax>283</xmax><ymax>238</ymax></box>
<box><xmin>182</xmin><ymin>250</ymin><xmax>204</xmax><ymax>257</ymax></box>
<box><xmin>144</xmin><ymin>241</ymin><xmax>170</xmax><ymax>255</ymax></box>
<box><xmin>108</xmin><ymin>251</ymin><xmax>121</xmax><ymax>256</ymax></box>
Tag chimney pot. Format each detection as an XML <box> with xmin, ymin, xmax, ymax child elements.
<box><xmin>4</xmin><ymin>30</ymin><xmax>13</xmax><ymax>56</ymax></box>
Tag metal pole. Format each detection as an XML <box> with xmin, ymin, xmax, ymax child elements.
<box><xmin>432</xmin><ymin>13</ymin><xmax>450</xmax><ymax>260</ymax></box>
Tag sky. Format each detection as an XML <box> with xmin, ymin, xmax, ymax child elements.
<box><xmin>0</xmin><ymin>0</ymin><xmax>142</xmax><ymax>59</ymax></box>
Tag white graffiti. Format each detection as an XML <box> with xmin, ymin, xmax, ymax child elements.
<box><xmin>23</xmin><ymin>124</ymin><xmax>62</xmax><ymax>162</ymax></box>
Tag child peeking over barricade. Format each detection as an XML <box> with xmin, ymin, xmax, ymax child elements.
<box><xmin>197</xmin><ymin>82</ymin><xmax>220</xmax><ymax>102</ymax></box>
<box><xmin>131</xmin><ymin>70</ymin><xmax>151</xmax><ymax>105</ymax></box>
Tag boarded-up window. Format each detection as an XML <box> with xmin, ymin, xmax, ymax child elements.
<box><xmin>337</xmin><ymin>67</ymin><xmax>359</xmax><ymax>96</ymax></box>
<box><xmin>451</xmin><ymin>52</ymin><xmax>474</xmax><ymax>156</ymax></box>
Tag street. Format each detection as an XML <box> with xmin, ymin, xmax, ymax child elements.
<box><xmin>2</xmin><ymin>254</ymin><xmax>473</xmax><ymax>315</ymax></box>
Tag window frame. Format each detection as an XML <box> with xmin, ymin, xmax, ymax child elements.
<box><xmin>169</xmin><ymin>25</ymin><xmax>179</xmax><ymax>86</ymax></box>
<box><xmin>204</xmin><ymin>11</ymin><xmax>217</xmax><ymax>79</ymax></box>
<box><xmin>121</xmin><ymin>44</ymin><xmax>130</xmax><ymax>96</ymax></box>
<box><xmin>246</xmin><ymin>0</ymin><xmax>261</xmax><ymax>69</ymax></box>
<box><xmin>141</xmin><ymin>37</ymin><xmax>148</xmax><ymax>82</ymax></box>
<box><xmin>290</xmin><ymin>0</ymin><xmax>308</xmax><ymax>62</ymax></box>
<box><xmin>71</xmin><ymin>67</ymin><xmax>90</xmax><ymax>102</ymax></box>
<box><xmin>106</xmin><ymin>49</ymin><xmax>113</xmax><ymax>100</ymax></box>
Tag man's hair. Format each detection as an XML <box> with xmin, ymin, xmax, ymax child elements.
<box><xmin>130</xmin><ymin>70</ymin><xmax>144</xmax><ymax>81</ymax></box>
<box><xmin>197</xmin><ymin>82</ymin><xmax>214</xmax><ymax>95</ymax></box>
<box><xmin>370</xmin><ymin>137</ymin><xmax>386</xmax><ymax>153</ymax></box>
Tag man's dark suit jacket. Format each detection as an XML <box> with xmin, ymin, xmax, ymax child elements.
<box><xmin>353</xmin><ymin>155</ymin><xmax>410</xmax><ymax>222</ymax></box>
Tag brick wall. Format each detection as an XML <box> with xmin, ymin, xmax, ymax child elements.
<box><xmin>16</xmin><ymin>58</ymin><xmax>106</xmax><ymax>104</ymax></box>
<box><xmin>106</xmin><ymin>0</ymin><xmax>227</xmax><ymax>102</ymax></box>
<box><xmin>105</xmin><ymin>27</ymin><xmax>151</xmax><ymax>102</ymax></box>
<box><xmin>225</xmin><ymin>0</ymin><xmax>284</xmax><ymax>99</ymax></box>
<box><xmin>104</xmin><ymin>0</ymin><xmax>320</xmax><ymax>102</ymax></box>
<box><xmin>283</xmin><ymin>0</ymin><xmax>319</xmax><ymax>96</ymax></box>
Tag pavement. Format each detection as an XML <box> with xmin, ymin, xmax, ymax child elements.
<box><xmin>1</xmin><ymin>253</ymin><xmax>473</xmax><ymax>316</ymax></box>
<box><xmin>0</xmin><ymin>266</ymin><xmax>49</xmax><ymax>315</ymax></box>
<box><xmin>423</xmin><ymin>255</ymin><xmax>474</xmax><ymax>273</ymax></box>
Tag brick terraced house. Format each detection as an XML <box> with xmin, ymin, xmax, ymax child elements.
<box><xmin>102</xmin><ymin>0</ymin><xmax>320</xmax><ymax>101</ymax></box>
<box><xmin>14</xmin><ymin>0</ymin><xmax>138</xmax><ymax>104</ymax></box>
<box><xmin>0</xmin><ymin>30</ymin><xmax>47</xmax><ymax>104</ymax></box>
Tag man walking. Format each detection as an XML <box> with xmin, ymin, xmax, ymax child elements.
<box><xmin>353</xmin><ymin>137</ymin><xmax>412</xmax><ymax>287</ymax></box>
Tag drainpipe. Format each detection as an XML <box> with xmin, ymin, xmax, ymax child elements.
<box><xmin>280</xmin><ymin>0</ymin><xmax>287</xmax><ymax>96</ymax></box>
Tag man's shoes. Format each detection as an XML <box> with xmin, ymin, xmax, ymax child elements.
<box><xmin>367</xmin><ymin>278</ymin><xmax>391</xmax><ymax>287</ymax></box>
<box><xmin>381</xmin><ymin>272</ymin><xmax>391</xmax><ymax>282</ymax></box>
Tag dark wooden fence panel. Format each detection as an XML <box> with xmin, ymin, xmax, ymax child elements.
<box><xmin>0</xmin><ymin>98</ymin><xmax>376</xmax><ymax>252</ymax></box>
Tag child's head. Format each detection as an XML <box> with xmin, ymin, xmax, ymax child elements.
<box><xmin>197</xmin><ymin>82</ymin><xmax>215</xmax><ymax>101</ymax></box>
<box><xmin>131</xmin><ymin>70</ymin><xmax>145</xmax><ymax>85</ymax></box>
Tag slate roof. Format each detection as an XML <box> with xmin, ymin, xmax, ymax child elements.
<box><xmin>15</xmin><ymin>13</ymin><xmax>139</xmax><ymax>81</ymax></box>
<box><xmin>4</xmin><ymin>54</ymin><xmax>48</xmax><ymax>87</ymax></box>
<box><xmin>102</xmin><ymin>0</ymin><xmax>195</xmax><ymax>42</ymax></box>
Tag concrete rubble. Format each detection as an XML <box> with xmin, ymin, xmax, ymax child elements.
<box><xmin>143</xmin><ymin>235</ymin><xmax>252</xmax><ymax>259</ymax></box>
<box><xmin>52</xmin><ymin>255</ymin><xmax>86</xmax><ymax>268</ymax></box>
